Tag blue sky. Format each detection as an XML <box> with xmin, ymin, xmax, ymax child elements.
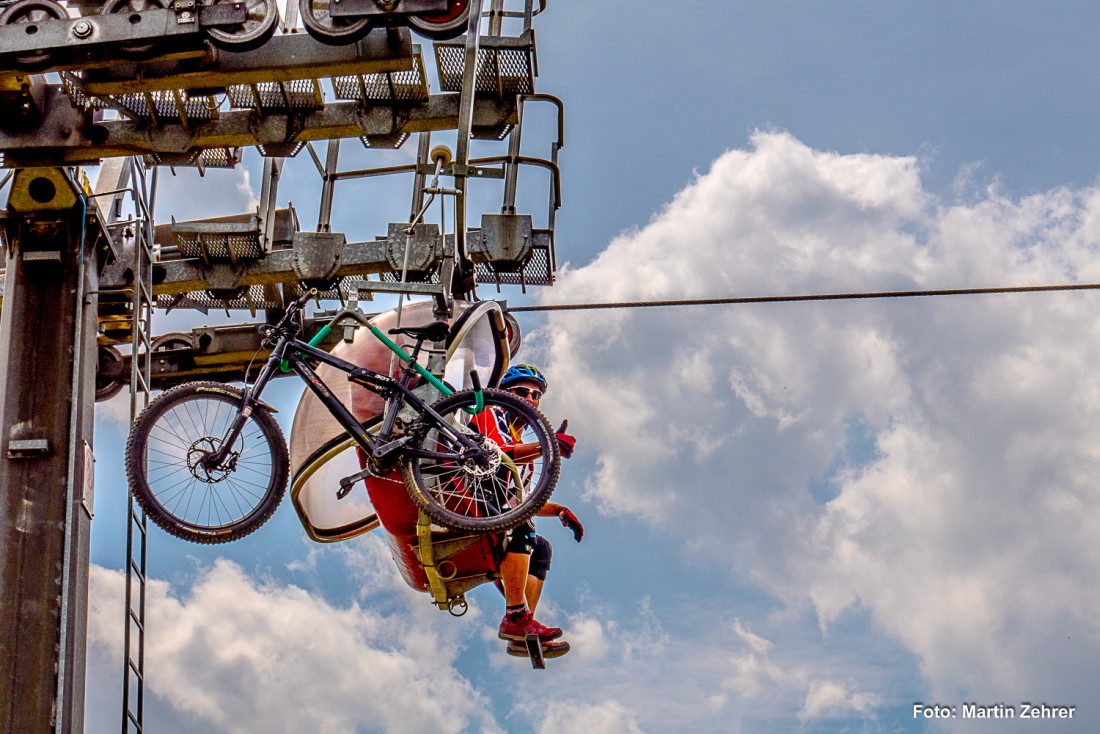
<box><xmin>81</xmin><ymin>2</ymin><xmax>1100</xmax><ymax>732</ymax></box>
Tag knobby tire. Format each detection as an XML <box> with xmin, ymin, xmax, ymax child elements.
<box><xmin>402</xmin><ymin>388</ymin><xmax>560</xmax><ymax>532</ymax></box>
<box><xmin>125</xmin><ymin>381</ymin><xmax>288</xmax><ymax>544</ymax></box>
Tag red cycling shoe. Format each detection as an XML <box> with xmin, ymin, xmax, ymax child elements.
<box><xmin>498</xmin><ymin>609</ymin><xmax>563</xmax><ymax>641</ymax></box>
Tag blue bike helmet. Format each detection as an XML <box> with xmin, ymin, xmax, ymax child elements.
<box><xmin>499</xmin><ymin>363</ymin><xmax>548</xmax><ymax>393</ymax></box>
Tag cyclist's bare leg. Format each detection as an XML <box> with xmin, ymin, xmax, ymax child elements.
<box><xmin>525</xmin><ymin>575</ymin><xmax>544</xmax><ymax>613</ymax></box>
<box><xmin>500</xmin><ymin>551</ymin><xmax>531</xmax><ymax>607</ymax></box>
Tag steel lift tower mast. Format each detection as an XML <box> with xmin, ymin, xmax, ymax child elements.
<box><xmin>0</xmin><ymin>167</ymin><xmax>107</xmax><ymax>731</ymax></box>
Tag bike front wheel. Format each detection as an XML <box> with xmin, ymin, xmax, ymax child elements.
<box><xmin>125</xmin><ymin>381</ymin><xmax>288</xmax><ymax>543</ymax></box>
<box><xmin>402</xmin><ymin>388</ymin><xmax>560</xmax><ymax>533</ymax></box>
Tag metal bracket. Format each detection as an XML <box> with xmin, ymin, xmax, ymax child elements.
<box><xmin>384</xmin><ymin>221</ymin><xmax>439</xmax><ymax>274</ymax></box>
<box><xmin>292</xmin><ymin>231</ymin><xmax>345</xmax><ymax>283</ymax></box>
<box><xmin>199</xmin><ymin>2</ymin><xmax>248</xmax><ymax>27</ymax></box>
<box><xmin>415</xmin><ymin>162</ymin><xmax>504</xmax><ymax>179</ymax></box>
<box><xmin>7</xmin><ymin>438</ymin><xmax>50</xmax><ymax>458</ymax></box>
<box><xmin>467</xmin><ymin>213</ymin><xmax>532</xmax><ymax>268</ymax></box>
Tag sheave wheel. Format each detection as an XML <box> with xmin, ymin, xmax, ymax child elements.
<box><xmin>203</xmin><ymin>0</ymin><xmax>279</xmax><ymax>51</ymax></box>
<box><xmin>125</xmin><ymin>381</ymin><xmax>288</xmax><ymax>543</ymax></box>
<box><xmin>95</xmin><ymin>345</ymin><xmax>126</xmax><ymax>402</ymax></box>
<box><xmin>0</xmin><ymin>0</ymin><xmax>67</xmax><ymax>71</ymax></box>
<box><xmin>402</xmin><ymin>388</ymin><xmax>559</xmax><ymax>533</ymax></box>
<box><xmin>298</xmin><ymin>0</ymin><xmax>370</xmax><ymax>45</ymax></box>
<box><xmin>407</xmin><ymin>0</ymin><xmax>469</xmax><ymax>41</ymax></box>
<box><xmin>100</xmin><ymin>0</ymin><xmax>167</xmax><ymax>59</ymax></box>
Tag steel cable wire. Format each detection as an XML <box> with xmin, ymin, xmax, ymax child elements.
<box><xmin>505</xmin><ymin>283</ymin><xmax>1100</xmax><ymax>313</ymax></box>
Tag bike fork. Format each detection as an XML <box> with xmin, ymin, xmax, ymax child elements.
<box><xmin>206</xmin><ymin>344</ymin><xmax>281</xmax><ymax>467</ymax></box>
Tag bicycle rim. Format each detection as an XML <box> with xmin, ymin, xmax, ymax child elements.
<box><xmin>133</xmin><ymin>388</ymin><xmax>284</xmax><ymax>539</ymax></box>
<box><xmin>403</xmin><ymin>389</ymin><xmax>559</xmax><ymax>532</ymax></box>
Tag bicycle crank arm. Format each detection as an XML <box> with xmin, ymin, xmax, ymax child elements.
<box><xmin>372</xmin><ymin>435</ymin><xmax>413</xmax><ymax>460</ymax></box>
<box><xmin>403</xmin><ymin>447</ymin><xmax>486</xmax><ymax>462</ymax></box>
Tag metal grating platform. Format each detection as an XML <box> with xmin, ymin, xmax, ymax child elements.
<box><xmin>227</xmin><ymin>80</ymin><xmax>325</xmax><ymax>113</ymax></box>
<box><xmin>172</xmin><ymin>218</ymin><xmax>264</xmax><ymax>262</ymax></box>
<box><xmin>333</xmin><ymin>50</ymin><xmax>428</xmax><ymax>102</ymax></box>
<box><xmin>474</xmin><ymin>238</ymin><xmax>554</xmax><ymax>289</ymax></box>
<box><xmin>117</xmin><ymin>90</ymin><xmax>219</xmax><ymax>124</ymax></box>
<box><xmin>435</xmin><ymin>32</ymin><xmax>536</xmax><ymax>96</ymax></box>
<box><xmin>145</xmin><ymin>147</ymin><xmax>242</xmax><ymax>169</ymax></box>
<box><xmin>197</xmin><ymin>147</ymin><xmax>243</xmax><ymax>168</ymax></box>
<box><xmin>158</xmin><ymin>285</ymin><xmax>281</xmax><ymax>313</ymax></box>
<box><xmin>380</xmin><ymin>266</ymin><xmax>437</xmax><ymax>284</ymax></box>
<box><xmin>63</xmin><ymin>74</ymin><xmax>218</xmax><ymax>124</ymax></box>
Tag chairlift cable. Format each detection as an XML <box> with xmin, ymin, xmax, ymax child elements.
<box><xmin>505</xmin><ymin>282</ymin><xmax>1100</xmax><ymax>313</ymax></box>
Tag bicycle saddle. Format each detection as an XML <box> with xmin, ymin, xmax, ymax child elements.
<box><xmin>388</xmin><ymin>321</ymin><xmax>451</xmax><ymax>342</ymax></box>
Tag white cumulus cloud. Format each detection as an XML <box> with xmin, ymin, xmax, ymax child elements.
<box><xmin>532</xmin><ymin>130</ymin><xmax>1100</xmax><ymax>730</ymax></box>
<box><xmin>88</xmin><ymin>556</ymin><xmax>501</xmax><ymax>734</ymax></box>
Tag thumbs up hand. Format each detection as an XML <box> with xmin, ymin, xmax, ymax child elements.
<box><xmin>555</xmin><ymin>420</ymin><xmax>576</xmax><ymax>459</ymax></box>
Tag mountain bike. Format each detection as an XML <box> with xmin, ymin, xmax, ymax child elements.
<box><xmin>124</xmin><ymin>290</ymin><xmax>560</xmax><ymax>544</ymax></box>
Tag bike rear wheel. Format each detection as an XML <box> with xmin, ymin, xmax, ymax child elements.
<box><xmin>402</xmin><ymin>388</ymin><xmax>559</xmax><ymax>532</ymax></box>
<box><xmin>125</xmin><ymin>381</ymin><xmax>288</xmax><ymax>543</ymax></box>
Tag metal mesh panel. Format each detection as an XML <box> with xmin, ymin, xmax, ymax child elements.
<box><xmin>380</xmin><ymin>267</ymin><xmax>438</xmax><ymax>284</ymax></box>
<box><xmin>198</xmin><ymin>148</ymin><xmax>241</xmax><ymax>168</ymax></box>
<box><xmin>173</xmin><ymin>231</ymin><xmax>264</xmax><ymax>261</ymax></box>
<box><xmin>60</xmin><ymin>73</ymin><xmax>92</xmax><ymax>108</ymax></box>
<box><xmin>435</xmin><ymin>38</ymin><xmax>535</xmax><ymax>95</ymax></box>
<box><xmin>144</xmin><ymin>150</ymin><xmax>201</xmax><ymax>167</ymax></box>
<box><xmin>474</xmin><ymin>241</ymin><xmax>554</xmax><ymax>288</ymax></box>
<box><xmin>109</xmin><ymin>90</ymin><xmax>218</xmax><ymax>123</ymax></box>
<box><xmin>227</xmin><ymin>80</ymin><xmax>324</xmax><ymax>113</ymax></box>
<box><xmin>333</xmin><ymin>53</ymin><xmax>428</xmax><ymax>102</ymax></box>
<box><xmin>157</xmin><ymin>285</ymin><xmax>281</xmax><ymax>312</ymax></box>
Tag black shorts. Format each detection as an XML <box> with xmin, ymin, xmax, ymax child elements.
<box><xmin>529</xmin><ymin>534</ymin><xmax>552</xmax><ymax>581</ymax></box>
<box><xmin>503</xmin><ymin>522</ymin><xmax>553</xmax><ymax>580</ymax></box>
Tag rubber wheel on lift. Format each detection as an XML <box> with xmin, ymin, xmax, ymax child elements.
<box><xmin>0</xmin><ymin>0</ymin><xmax>67</xmax><ymax>71</ymax></box>
<box><xmin>95</xmin><ymin>345</ymin><xmax>126</xmax><ymax>402</ymax></box>
<box><xmin>407</xmin><ymin>0</ymin><xmax>470</xmax><ymax>41</ymax></box>
<box><xmin>99</xmin><ymin>0</ymin><xmax>168</xmax><ymax>59</ymax></box>
<box><xmin>203</xmin><ymin>0</ymin><xmax>279</xmax><ymax>51</ymax></box>
<box><xmin>298</xmin><ymin>0</ymin><xmax>371</xmax><ymax>45</ymax></box>
<box><xmin>151</xmin><ymin>332</ymin><xmax>192</xmax><ymax>352</ymax></box>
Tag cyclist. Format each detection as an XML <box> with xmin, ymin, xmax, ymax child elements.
<box><xmin>483</xmin><ymin>364</ymin><xmax>584</xmax><ymax>659</ymax></box>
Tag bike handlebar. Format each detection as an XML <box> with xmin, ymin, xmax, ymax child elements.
<box><xmin>295</xmin><ymin>288</ymin><xmax>318</xmax><ymax>309</ymax></box>
<box><xmin>271</xmin><ymin>288</ymin><xmax>319</xmax><ymax>331</ymax></box>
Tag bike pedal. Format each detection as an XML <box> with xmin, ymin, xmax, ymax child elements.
<box><xmin>336</xmin><ymin>466</ymin><xmax>374</xmax><ymax>499</ymax></box>
<box><xmin>525</xmin><ymin>634</ymin><xmax>546</xmax><ymax>669</ymax></box>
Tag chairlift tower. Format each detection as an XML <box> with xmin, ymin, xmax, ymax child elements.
<box><xmin>0</xmin><ymin>0</ymin><xmax>563</xmax><ymax>730</ymax></box>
